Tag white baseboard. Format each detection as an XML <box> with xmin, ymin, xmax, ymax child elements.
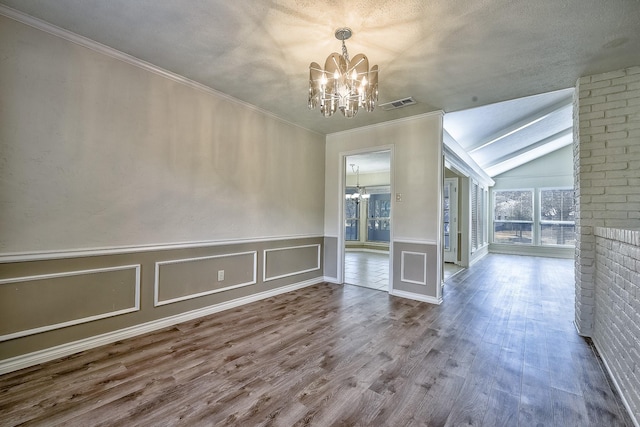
<box><xmin>389</xmin><ymin>289</ymin><xmax>442</xmax><ymax>305</ymax></box>
<box><xmin>592</xmin><ymin>337</ymin><xmax>640</xmax><ymax>427</ymax></box>
<box><xmin>323</xmin><ymin>276</ymin><xmax>340</xmax><ymax>284</ymax></box>
<box><xmin>573</xmin><ymin>320</ymin><xmax>591</xmax><ymax>337</ymax></box>
<box><xmin>0</xmin><ymin>277</ymin><xmax>324</xmax><ymax>375</ymax></box>
<box><xmin>345</xmin><ymin>248</ymin><xmax>389</xmax><ymax>254</ymax></box>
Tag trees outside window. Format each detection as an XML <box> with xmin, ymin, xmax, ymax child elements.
<box><xmin>540</xmin><ymin>188</ymin><xmax>575</xmax><ymax>246</ymax></box>
<box><xmin>493</xmin><ymin>190</ymin><xmax>533</xmax><ymax>244</ymax></box>
<box><xmin>491</xmin><ymin>187</ymin><xmax>575</xmax><ymax>247</ymax></box>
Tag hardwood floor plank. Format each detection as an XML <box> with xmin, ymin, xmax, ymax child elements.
<box><xmin>551</xmin><ymin>387</ymin><xmax>590</xmax><ymax>427</ymax></box>
<box><xmin>442</xmin><ymin>343</ymin><xmax>501</xmax><ymax>426</ymax></box>
<box><xmin>492</xmin><ymin>346</ymin><xmax>524</xmax><ymax>397</ymax></box>
<box><xmin>481</xmin><ymin>388</ymin><xmax>519</xmax><ymax>427</ymax></box>
<box><xmin>574</xmin><ymin>345</ymin><xmax>632</xmax><ymax>427</ymax></box>
<box><xmin>519</xmin><ymin>364</ymin><xmax>555</xmax><ymax>427</ymax></box>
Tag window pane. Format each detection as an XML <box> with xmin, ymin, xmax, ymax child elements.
<box><xmin>471</xmin><ymin>183</ymin><xmax>478</xmax><ymax>250</ymax></box>
<box><xmin>345</xmin><ymin>196</ymin><xmax>359</xmax><ymax>219</ymax></box>
<box><xmin>493</xmin><ymin>222</ymin><xmax>532</xmax><ymax>244</ymax></box>
<box><xmin>494</xmin><ymin>190</ymin><xmax>533</xmax><ymax>221</ymax></box>
<box><xmin>345</xmin><ymin>219</ymin><xmax>359</xmax><ymax>241</ymax></box>
<box><xmin>367</xmin><ymin>219</ymin><xmax>390</xmax><ymax>242</ymax></box>
<box><xmin>541</xmin><ymin>224</ymin><xmax>575</xmax><ymax>246</ymax></box>
<box><xmin>366</xmin><ymin>194</ymin><xmax>390</xmax><ymax>243</ymax></box>
<box><xmin>345</xmin><ymin>193</ymin><xmax>360</xmax><ymax>241</ymax></box>
<box><xmin>541</xmin><ymin>189</ymin><xmax>575</xmax><ymax>222</ymax></box>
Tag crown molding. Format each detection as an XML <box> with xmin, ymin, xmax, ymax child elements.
<box><xmin>327</xmin><ymin>111</ymin><xmax>444</xmax><ymax>137</ymax></box>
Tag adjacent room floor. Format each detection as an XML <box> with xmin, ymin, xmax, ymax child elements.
<box><xmin>0</xmin><ymin>254</ymin><xmax>634</xmax><ymax>426</ymax></box>
<box><xmin>344</xmin><ymin>250</ymin><xmax>465</xmax><ymax>291</ymax></box>
<box><xmin>344</xmin><ymin>250</ymin><xmax>389</xmax><ymax>291</ymax></box>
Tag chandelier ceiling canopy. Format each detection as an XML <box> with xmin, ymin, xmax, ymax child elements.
<box><xmin>308</xmin><ymin>28</ymin><xmax>379</xmax><ymax>119</ymax></box>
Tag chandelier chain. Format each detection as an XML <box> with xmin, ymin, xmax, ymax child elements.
<box><xmin>341</xmin><ymin>40</ymin><xmax>350</xmax><ymax>63</ymax></box>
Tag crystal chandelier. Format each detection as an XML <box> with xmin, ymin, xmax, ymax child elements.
<box><xmin>308</xmin><ymin>28</ymin><xmax>378</xmax><ymax>118</ymax></box>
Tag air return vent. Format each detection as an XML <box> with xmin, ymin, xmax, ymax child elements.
<box><xmin>380</xmin><ymin>97</ymin><xmax>417</xmax><ymax>111</ymax></box>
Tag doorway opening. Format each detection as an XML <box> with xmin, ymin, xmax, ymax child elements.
<box><xmin>443</xmin><ymin>167</ymin><xmax>466</xmax><ymax>281</ymax></box>
<box><xmin>342</xmin><ymin>150</ymin><xmax>391</xmax><ymax>292</ymax></box>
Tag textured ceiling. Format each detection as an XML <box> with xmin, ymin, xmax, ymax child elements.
<box><xmin>1</xmin><ymin>0</ymin><xmax>639</xmax><ymax>136</ymax></box>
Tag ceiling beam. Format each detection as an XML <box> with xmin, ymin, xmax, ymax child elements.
<box><xmin>443</xmin><ymin>130</ymin><xmax>495</xmax><ymax>187</ymax></box>
<box><xmin>467</xmin><ymin>95</ymin><xmax>573</xmax><ymax>154</ymax></box>
<box><xmin>483</xmin><ymin>127</ymin><xmax>573</xmax><ymax>176</ymax></box>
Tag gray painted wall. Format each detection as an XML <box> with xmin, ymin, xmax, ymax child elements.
<box><xmin>0</xmin><ymin>15</ymin><xmax>325</xmax><ymax>254</ymax></box>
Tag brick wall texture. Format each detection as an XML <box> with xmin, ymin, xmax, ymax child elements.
<box><xmin>574</xmin><ymin>66</ymin><xmax>640</xmax><ymax>336</ymax></box>
<box><xmin>575</xmin><ymin>66</ymin><xmax>640</xmax><ymax>424</ymax></box>
<box><xmin>594</xmin><ymin>227</ymin><xmax>640</xmax><ymax>422</ymax></box>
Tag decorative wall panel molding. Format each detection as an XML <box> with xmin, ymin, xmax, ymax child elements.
<box><xmin>400</xmin><ymin>251</ymin><xmax>427</xmax><ymax>285</ymax></box>
<box><xmin>154</xmin><ymin>251</ymin><xmax>257</xmax><ymax>306</ymax></box>
<box><xmin>0</xmin><ymin>265</ymin><xmax>140</xmax><ymax>341</ymax></box>
<box><xmin>263</xmin><ymin>244</ymin><xmax>321</xmax><ymax>282</ymax></box>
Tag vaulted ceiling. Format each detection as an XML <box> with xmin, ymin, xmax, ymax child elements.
<box><xmin>444</xmin><ymin>88</ymin><xmax>574</xmax><ymax>177</ymax></box>
<box><xmin>1</xmin><ymin>0</ymin><xmax>639</xmax><ymax>175</ymax></box>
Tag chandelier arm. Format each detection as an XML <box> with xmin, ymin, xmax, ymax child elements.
<box><xmin>346</xmin><ymin>58</ymin><xmax>366</xmax><ymax>77</ymax></box>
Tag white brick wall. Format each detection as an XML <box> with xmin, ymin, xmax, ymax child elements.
<box><xmin>575</xmin><ymin>66</ymin><xmax>640</xmax><ymax>425</ymax></box>
<box><xmin>574</xmin><ymin>66</ymin><xmax>640</xmax><ymax>336</ymax></box>
<box><xmin>594</xmin><ymin>227</ymin><xmax>640</xmax><ymax>424</ymax></box>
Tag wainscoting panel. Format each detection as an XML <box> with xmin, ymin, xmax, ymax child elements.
<box><xmin>263</xmin><ymin>244</ymin><xmax>321</xmax><ymax>282</ymax></box>
<box><xmin>392</xmin><ymin>240</ymin><xmax>440</xmax><ymax>303</ymax></box>
<box><xmin>0</xmin><ymin>236</ymin><xmax>324</xmax><ymax>370</ymax></box>
<box><xmin>155</xmin><ymin>251</ymin><xmax>257</xmax><ymax>306</ymax></box>
<box><xmin>0</xmin><ymin>265</ymin><xmax>140</xmax><ymax>341</ymax></box>
<box><xmin>400</xmin><ymin>251</ymin><xmax>427</xmax><ymax>285</ymax></box>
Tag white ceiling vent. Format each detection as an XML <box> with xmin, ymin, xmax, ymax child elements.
<box><xmin>380</xmin><ymin>97</ymin><xmax>417</xmax><ymax>111</ymax></box>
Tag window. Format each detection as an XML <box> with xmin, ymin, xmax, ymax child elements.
<box><xmin>471</xmin><ymin>182</ymin><xmax>478</xmax><ymax>250</ymax></box>
<box><xmin>471</xmin><ymin>182</ymin><xmax>488</xmax><ymax>253</ymax></box>
<box><xmin>345</xmin><ymin>191</ymin><xmax>359</xmax><ymax>241</ymax></box>
<box><xmin>540</xmin><ymin>188</ymin><xmax>575</xmax><ymax>246</ymax></box>
<box><xmin>493</xmin><ymin>190</ymin><xmax>533</xmax><ymax>244</ymax></box>
<box><xmin>481</xmin><ymin>188</ymin><xmax>488</xmax><ymax>246</ymax></box>
<box><xmin>367</xmin><ymin>193</ymin><xmax>390</xmax><ymax>242</ymax></box>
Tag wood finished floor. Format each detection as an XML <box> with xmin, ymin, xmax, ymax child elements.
<box><xmin>0</xmin><ymin>254</ymin><xmax>633</xmax><ymax>426</ymax></box>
